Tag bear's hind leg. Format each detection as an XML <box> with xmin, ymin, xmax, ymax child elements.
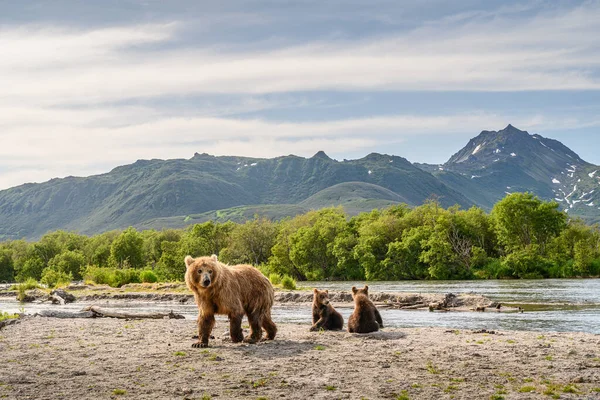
<box><xmin>261</xmin><ymin>314</ymin><xmax>277</xmax><ymax>340</ymax></box>
<box><xmin>244</xmin><ymin>313</ymin><xmax>263</xmax><ymax>344</ymax></box>
<box><xmin>229</xmin><ymin>313</ymin><xmax>244</xmax><ymax>343</ymax></box>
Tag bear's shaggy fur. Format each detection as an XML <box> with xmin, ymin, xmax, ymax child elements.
<box><xmin>310</xmin><ymin>289</ymin><xmax>344</xmax><ymax>331</ymax></box>
<box><xmin>184</xmin><ymin>255</ymin><xmax>277</xmax><ymax>347</ymax></box>
<box><xmin>347</xmin><ymin>285</ymin><xmax>383</xmax><ymax>334</ymax></box>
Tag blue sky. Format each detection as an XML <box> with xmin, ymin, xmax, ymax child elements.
<box><xmin>1</xmin><ymin>0</ymin><xmax>600</xmax><ymax>189</ymax></box>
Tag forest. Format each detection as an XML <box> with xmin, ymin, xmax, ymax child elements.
<box><xmin>1</xmin><ymin>192</ymin><xmax>599</xmax><ymax>287</ymax></box>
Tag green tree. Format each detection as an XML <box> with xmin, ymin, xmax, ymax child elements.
<box><xmin>0</xmin><ymin>249</ymin><xmax>15</xmax><ymax>282</ymax></box>
<box><xmin>288</xmin><ymin>208</ymin><xmax>348</xmax><ymax>280</ymax></box>
<box><xmin>492</xmin><ymin>193</ymin><xmax>566</xmax><ymax>255</ymax></box>
<box><xmin>220</xmin><ymin>216</ymin><xmax>278</xmax><ymax>266</ymax></box>
<box><xmin>110</xmin><ymin>227</ymin><xmax>145</xmax><ymax>268</ymax></box>
<box><xmin>47</xmin><ymin>250</ymin><xmax>86</xmax><ymax>280</ymax></box>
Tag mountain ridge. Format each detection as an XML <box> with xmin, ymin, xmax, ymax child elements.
<box><xmin>1</xmin><ymin>125</ymin><xmax>599</xmax><ymax>240</ymax></box>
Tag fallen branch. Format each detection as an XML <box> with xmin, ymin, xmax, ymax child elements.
<box><xmin>0</xmin><ymin>316</ymin><xmax>22</xmax><ymax>330</ymax></box>
<box><xmin>84</xmin><ymin>306</ymin><xmax>185</xmax><ymax>319</ymax></box>
<box><xmin>36</xmin><ymin>310</ymin><xmax>96</xmax><ymax>318</ymax></box>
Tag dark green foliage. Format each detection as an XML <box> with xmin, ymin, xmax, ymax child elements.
<box><xmin>81</xmin><ymin>266</ymin><xmax>141</xmax><ymax>287</ymax></box>
<box><xmin>139</xmin><ymin>270</ymin><xmax>159</xmax><ymax>283</ymax></box>
<box><xmin>0</xmin><ymin>193</ymin><xmax>598</xmax><ymax>283</ymax></box>
<box><xmin>0</xmin><ymin>249</ymin><xmax>15</xmax><ymax>282</ymax></box>
<box><xmin>0</xmin><ymin>153</ymin><xmax>473</xmax><ymax>241</ymax></box>
<box><xmin>40</xmin><ymin>268</ymin><xmax>73</xmax><ymax>288</ymax></box>
<box><xmin>111</xmin><ymin>227</ymin><xmax>145</xmax><ymax>268</ymax></box>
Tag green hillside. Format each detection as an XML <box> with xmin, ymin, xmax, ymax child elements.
<box><xmin>0</xmin><ymin>152</ymin><xmax>469</xmax><ymax>240</ymax></box>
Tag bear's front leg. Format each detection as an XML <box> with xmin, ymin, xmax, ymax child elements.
<box><xmin>193</xmin><ymin>314</ymin><xmax>215</xmax><ymax>348</ymax></box>
<box><xmin>229</xmin><ymin>313</ymin><xmax>244</xmax><ymax>343</ymax></box>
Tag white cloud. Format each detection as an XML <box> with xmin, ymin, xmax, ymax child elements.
<box><xmin>2</xmin><ymin>105</ymin><xmax>599</xmax><ymax>190</ymax></box>
<box><xmin>2</xmin><ymin>1</ymin><xmax>600</xmax><ymax>189</ymax></box>
<box><xmin>1</xmin><ymin>2</ymin><xmax>600</xmax><ymax>109</ymax></box>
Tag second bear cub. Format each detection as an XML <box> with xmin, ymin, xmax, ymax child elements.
<box><xmin>310</xmin><ymin>289</ymin><xmax>344</xmax><ymax>331</ymax></box>
<box><xmin>348</xmin><ymin>285</ymin><xmax>383</xmax><ymax>333</ymax></box>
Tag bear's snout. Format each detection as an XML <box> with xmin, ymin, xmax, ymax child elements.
<box><xmin>201</xmin><ymin>277</ymin><xmax>211</xmax><ymax>287</ymax></box>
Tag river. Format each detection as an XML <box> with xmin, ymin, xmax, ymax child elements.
<box><xmin>1</xmin><ymin>279</ymin><xmax>599</xmax><ymax>334</ymax></box>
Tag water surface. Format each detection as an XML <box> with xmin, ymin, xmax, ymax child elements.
<box><xmin>1</xmin><ymin>279</ymin><xmax>598</xmax><ymax>334</ymax></box>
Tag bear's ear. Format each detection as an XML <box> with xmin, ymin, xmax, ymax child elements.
<box><xmin>211</xmin><ymin>254</ymin><xmax>218</xmax><ymax>262</ymax></box>
<box><xmin>313</xmin><ymin>288</ymin><xmax>318</xmax><ymax>294</ymax></box>
<box><xmin>325</xmin><ymin>290</ymin><xmax>329</xmax><ymax>294</ymax></box>
<box><xmin>184</xmin><ymin>256</ymin><xmax>194</xmax><ymax>268</ymax></box>
<box><xmin>364</xmin><ymin>285</ymin><xmax>369</xmax><ymax>293</ymax></box>
<box><xmin>351</xmin><ymin>286</ymin><xmax>357</xmax><ymax>294</ymax></box>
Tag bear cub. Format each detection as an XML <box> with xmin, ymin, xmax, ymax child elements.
<box><xmin>347</xmin><ymin>285</ymin><xmax>383</xmax><ymax>333</ymax></box>
<box><xmin>310</xmin><ymin>289</ymin><xmax>344</xmax><ymax>331</ymax></box>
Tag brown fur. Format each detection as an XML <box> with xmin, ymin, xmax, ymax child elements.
<box><xmin>347</xmin><ymin>285</ymin><xmax>383</xmax><ymax>334</ymax></box>
<box><xmin>310</xmin><ymin>289</ymin><xmax>343</xmax><ymax>331</ymax></box>
<box><xmin>184</xmin><ymin>254</ymin><xmax>277</xmax><ymax>347</ymax></box>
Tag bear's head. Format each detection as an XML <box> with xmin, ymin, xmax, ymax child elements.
<box><xmin>185</xmin><ymin>254</ymin><xmax>219</xmax><ymax>289</ymax></box>
<box><xmin>351</xmin><ymin>285</ymin><xmax>369</xmax><ymax>298</ymax></box>
<box><xmin>313</xmin><ymin>288</ymin><xmax>330</xmax><ymax>306</ymax></box>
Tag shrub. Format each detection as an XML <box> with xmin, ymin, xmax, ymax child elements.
<box><xmin>41</xmin><ymin>268</ymin><xmax>73</xmax><ymax>288</ymax></box>
<box><xmin>0</xmin><ymin>311</ymin><xmax>19</xmax><ymax>322</ymax></box>
<box><xmin>281</xmin><ymin>274</ymin><xmax>296</xmax><ymax>290</ymax></box>
<box><xmin>11</xmin><ymin>277</ymin><xmax>39</xmax><ymax>291</ymax></box>
<box><xmin>82</xmin><ymin>265</ymin><xmax>116</xmax><ymax>286</ymax></box>
<box><xmin>82</xmin><ymin>266</ymin><xmax>141</xmax><ymax>287</ymax></box>
<box><xmin>268</xmin><ymin>273</ymin><xmax>281</xmax><ymax>285</ymax></box>
<box><xmin>113</xmin><ymin>269</ymin><xmax>141</xmax><ymax>287</ymax></box>
<box><xmin>140</xmin><ymin>270</ymin><xmax>158</xmax><ymax>283</ymax></box>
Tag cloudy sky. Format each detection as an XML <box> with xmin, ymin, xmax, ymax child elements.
<box><xmin>1</xmin><ymin>0</ymin><xmax>600</xmax><ymax>190</ymax></box>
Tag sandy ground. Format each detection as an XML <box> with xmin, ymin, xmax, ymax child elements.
<box><xmin>0</xmin><ymin>316</ymin><xmax>599</xmax><ymax>400</ymax></box>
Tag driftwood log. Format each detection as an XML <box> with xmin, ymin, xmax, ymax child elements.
<box><xmin>35</xmin><ymin>306</ymin><xmax>185</xmax><ymax>320</ymax></box>
<box><xmin>84</xmin><ymin>306</ymin><xmax>185</xmax><ymax>319</ymax></box>
<box><xmin>0</xmin><ymin>317</ymin><xmax>22</xmax><ymax>330</ymax></box>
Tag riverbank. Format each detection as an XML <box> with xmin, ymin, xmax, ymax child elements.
<box><xmin>0</xmin><ymin>282</ymin><xmax>492</xmax><ymax>311</ymax></box>
<box><xmin>0</xmin><ymin>317</ymin><xmax>598</xmax><ymax>399</ymax></box>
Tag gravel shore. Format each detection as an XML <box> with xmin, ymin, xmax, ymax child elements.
<box><xmin>1</xmin><ymin>316</ymin><xmax>599</xmax><ymax>399</ymax></box>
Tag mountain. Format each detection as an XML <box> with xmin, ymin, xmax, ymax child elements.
<box><xmin>0</xmin><ymin>152</ymin><xmax>471</xmax><ymax>240</ymax></box>
<box><xmin>417</xmin><ymin>125</ymin><xmax>600</xmax><ymax>222</ymax></box>
<box><xmin>2</xmin><ymin>125</ymin><xmax>598</xmax><ymax>240</ymax></box>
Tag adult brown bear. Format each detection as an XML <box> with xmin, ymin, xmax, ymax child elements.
<box><xmin>185</xmin><ymin>255</ymin><xmax>277</xmax><ymax>348</ymax></box>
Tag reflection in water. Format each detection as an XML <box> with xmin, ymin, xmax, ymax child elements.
<box><xmin>1</xmin><ymin>279</ymin><xmax>598</xmax><ymax>334</ymax></box>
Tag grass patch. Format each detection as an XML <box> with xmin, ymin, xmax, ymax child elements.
<box><xmin>314</xmin><ymin>345</ymin><xmax>325</xmax><ymax>351</ymax></box>
<box><xmin>252</xmin><ymin>378</ymin><xmax>268</xmax><ymax>388</ymax></box>
<box><xmin>268</xmin><ymin>273</ymin><xmax>281</xmax><ymax>285</ymax></box>
<box><xmin>396</xmin><ymin>391</ymin><xmax>410</xmax><ymax>400</ymax></box>
<box><xmin>173</xmin><ymin>351</ymin><xmax>186</xmax><ymax>357</ymax></box>
<box><xmin>489</xmin><ymin>395</ymin><xmax>505</xmax><ymax>400</ymax></box>
<box><xmin>112</xmin><ymin>389</ymin><xmax>126</xmax><ymax>395</ymax></box>
<box><xmin>518</xmin><ymin>386</ymin><xmax>536</xmax><ymax>393</ymax></box>
<box><xmin>325</xmin><ymin>385</ymin><xmax>336</xmax><ymax>391</ymax></box>
<box><xmin>444</xmin><ymin>385</ymin><xmax>458</xmax><ymax>393</ymax></box>
<box><xmin>562</xmin><ymin>384</ymin><xmax>578</xmax><ymax>393</ymax></box>
<box><xmin>545</xmin><ymin>355</ymin><xmax>553</xmax><ymax>361</ymax></box>
<box><xmin>426</xmin><ymin>361</ymin><xmax>440</xmax><ymax>374</ymax></box>
<box><xmin>280</xmin><ymin>275</ymin><xmax>296</xmax><ymax>290</ymax></box>
<box><xmin>0</xmin><ymin>312</ymin><xmax>19</xmax><ymax>322</ymax></box>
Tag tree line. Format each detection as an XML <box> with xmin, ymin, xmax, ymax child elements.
<box><xmin>1</xmin><ymin>192</ymin><xmax>599</xmax><ymax>286</ymax></box>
